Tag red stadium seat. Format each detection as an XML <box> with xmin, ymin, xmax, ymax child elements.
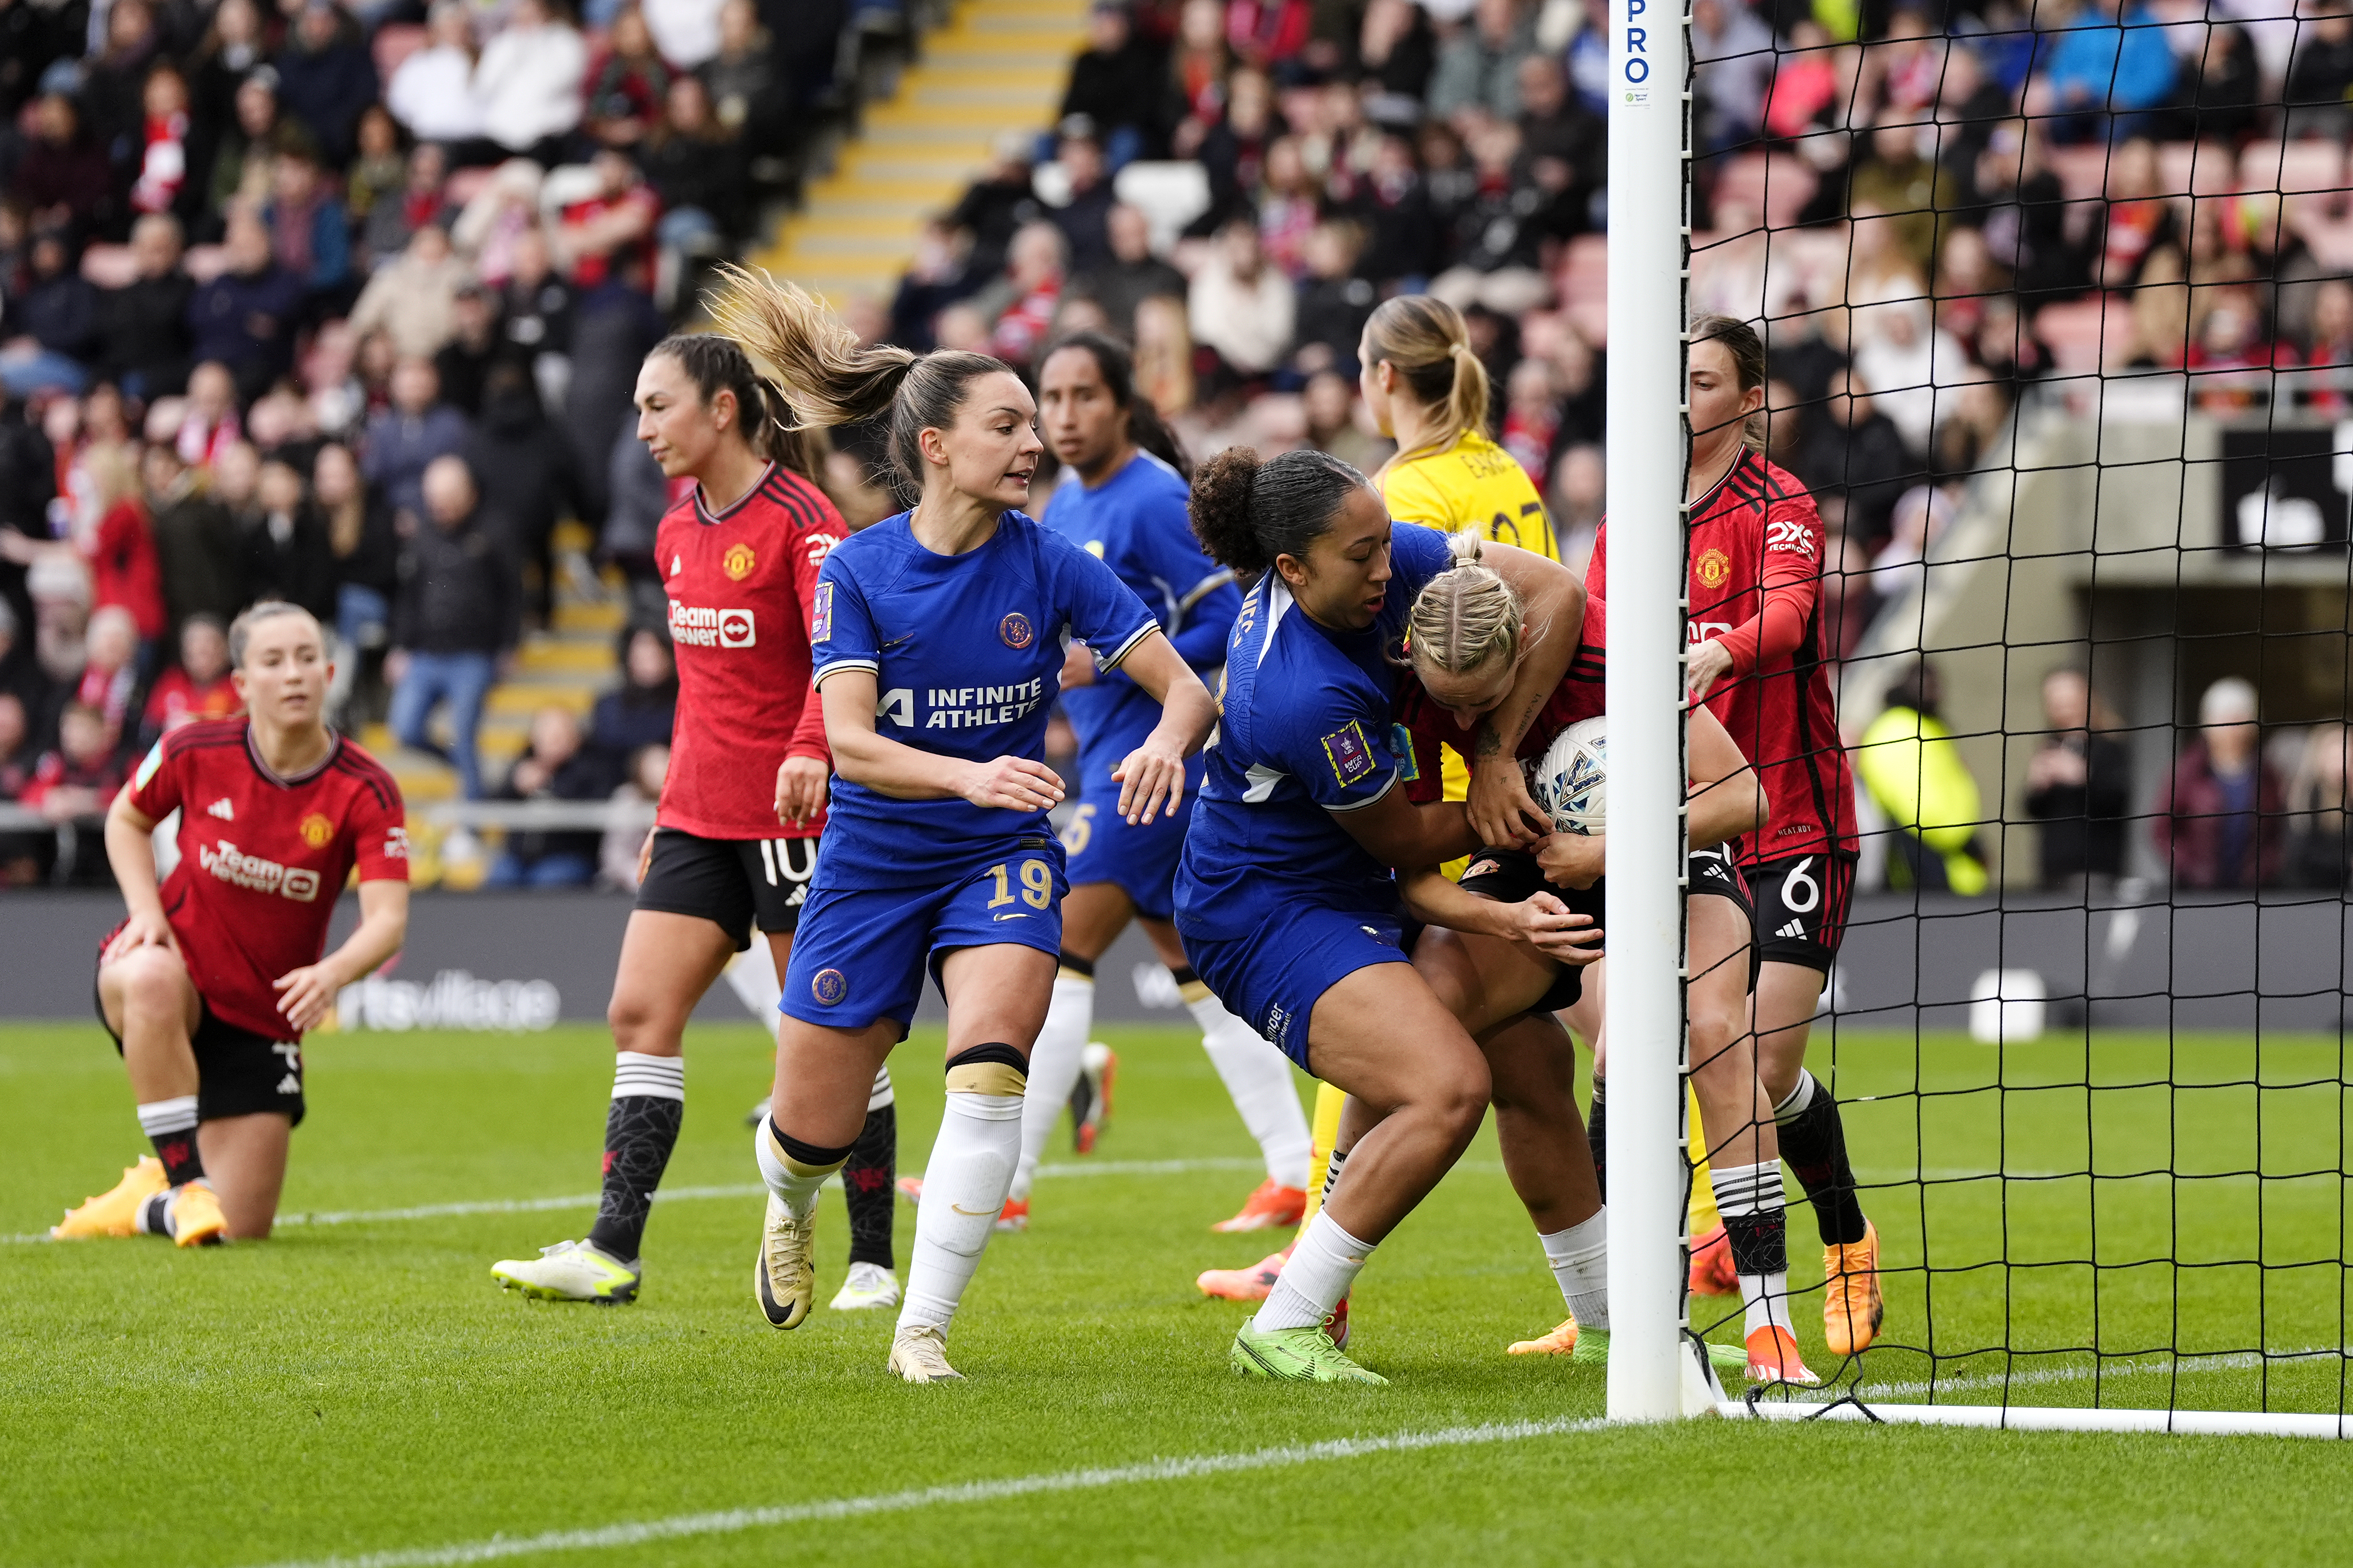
<box><xmin>2035</xmin><ymin>295</ymin><xmax>2129</xmax><ymax>375</ymax></box>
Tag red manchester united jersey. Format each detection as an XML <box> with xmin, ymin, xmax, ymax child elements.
<box><xmin>125</xmin><ymin>720</ymin><xmax>408</xmax><ymax>1041</ymax></box>
<box><xmin>655</xmin><ymin>463</ymin><xmax>848</xmax><ymax>839</ymax></box>
<box><xmin>1587</xmin><ymin>450</ymin><xmax>1856</xmax><ymax>865</ymax></box>
<box><xmin>1399</xmin><ymin>597</ymin><xmax>1609</xmax><ymax>805</ymax></box>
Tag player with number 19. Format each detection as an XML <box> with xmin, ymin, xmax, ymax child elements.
<box><xmin>713</xmin><ymin>269</ymin><xmax>1216</xmax><ymax>1383</ymax></box>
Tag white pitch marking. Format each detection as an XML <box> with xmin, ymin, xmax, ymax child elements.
<box><xmin>4</xmin><ymin>1159</ymin><xmax>1271</xmax><ymax>1243</ymax></box>
<box><xmin>246</xmin><ymin>1416</ymin><xmax>1608</xmax><ymax>1568</ymax></box>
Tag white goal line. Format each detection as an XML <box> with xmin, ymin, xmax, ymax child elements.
<box><xmin>3</xmin><ymin>1157</ymin><xmax>1269</xmax><ymax>1244</ymax></box>
<box><xmin>244</xmin><ymin>1415</ymin><xmax>1609</xmax><ymax>1568</ymax></box>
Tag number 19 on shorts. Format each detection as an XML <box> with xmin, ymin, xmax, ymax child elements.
<box><xmin>987</xmin><ymin>860</ymin><xmax>1054</xmax><ymax>911</ymax></box>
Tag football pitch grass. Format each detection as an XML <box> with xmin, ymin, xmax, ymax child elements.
<box><xmin>9</xmin><ymin>1018</ymin><xmax>2353</xmax><ymax>1566</ymax></box>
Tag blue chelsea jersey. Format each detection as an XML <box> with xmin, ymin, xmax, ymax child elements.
<box><xmin>811</xmin><ymin>509</ymin><xmax>1159</xmax><ymax>872</ymax></box>
<box><xmin>1174</xmin><ymin>522</ymin><xmax>1456</xmax><ymax>940</ymax></box>
<box><xmin>1043</xmin><ymin>452</ymin><xmax>1238</xmax><ymax>768</ymax></box>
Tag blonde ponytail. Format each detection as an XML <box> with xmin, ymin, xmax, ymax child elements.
<box><xmin>1366</xmin><ymin>295</ymin><xmax>1491</xmax><ymax>472</ymax></box>
<box><xmin>1405</xmin><ymin>529</ymin><xmax>1525</xmax><ymax>675</ymax></box>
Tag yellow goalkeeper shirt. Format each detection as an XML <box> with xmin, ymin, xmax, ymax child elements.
<box><xmin>1377</xmin><ymin>431</ymin><xmax>1561</xmax><ymax>817</ymax></box>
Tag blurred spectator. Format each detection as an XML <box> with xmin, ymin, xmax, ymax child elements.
<box><xmin>558</xmin><ymin>150</ymin><xmax>659</xmax><ymax>291</ymax></box>
<box><xmin>2023</xmin><ymin>665</ymin><xmax>2133</xmax><ymax>888</ymax></box>
<box><xmin>1070</xmin><ymin>204</ymin><xmax>1184</xmax><ymax>339</ymax></box>
<box><xmin>22</xmin><ymin>703</ymin><xmax>124</xmax><ymax>857</ymax></box>
<box><xmin>887</xmin><ymin>221</ymin><xmax>976</xmax><ymax>352</ymax></box>
<box><xmin>1</xmin><ymin>229</ymin><xmax>100</xmax><ymax>395</ymax></box>
<box><xmin>1301</xmin><ymin>368</ymin><xmax>1385</xmax><ymax>472</ymax></box>
<box><xmin>1498</xmin><ymin>357</ymin><xmax>1556</xmax><ymax>482</ymax></box>
<box><xmin>350</xmin><ymin>225</ymin><xmax>466</xmax><ymax>361</ymax></box>
<box><xmin>204</xmin><ymin>69</ymin><xmax>285</xmax><ymax>218</ymax></box>
<box><xmin>0</xmin><ymin>599</ymin><xmax>54</xmax><ymax>740</ymax></box>
<box><xmin>264</xmin><ymin>140</ymin><xmax>355</xmax><ymax>308</ymax></box>
<box><xmin>389</xmin><ymin>5</ymin><xmax>485</xmax><ymax>148</ymax></box>
<box><xmin>1189</xmin><ymin>214</ymin><xmax>1294</xmax><ymax>378</ymax></box>
<box><xmin>128</xmin><ymin>62</ymin><xmax>198</xmax><ymax>228</ymax></box>
<box><xmin>1548</xmin><ymin>442</ymin><xmax>1604</xmax><ymax>576</ymax></box>
<box><xmin>187</xmin><ymin>207</ymin><xmax>304</xmax><ymax>398</ymax></box>
<box><xmin>98</xmin><ymin>215</ymin><xmax>195</xmax><ymax>400</ymax></box>
<box><xmin>703</xmin><ymin>0</ymin><xmax>783</xmax><ymax>146</ymax></box>
<box><xmin>1431</xmin><ymin>120</ymin><xmax>1554</xmax><ymax>316</ymax></box>
<box><xmin>561</xmin><ymin>259</ymin><xmax>666</xmax><ymax>525</ymax></box>
<box><xmin>141</xmin><ymin>612</ymin><xmax>239</xmax><ymax>741</ymax></box>
<box><xmin>333</xmin><ymin>109</ymin><xmax>399</xmax><ymax>238</ymax></box>
<box><xmin>316</xmin><ymin>441</ymin><xmax>399</xmax><ymax>669</ymax></box>
<box><xmin>1691</xmin><ymin>0</ymin><xmax>1775</xmax><ymax>152</ymax></box>
<box><xmin>1427</xmin><ymin>0</ymin><xmax>1538</xmax><ymax>122</ymax></box>
<box><xmin>1848</xmin><ymin>120</ymin><xmax>1962</xmax><ymax>280</ymax></box>
<box><xmin>2027</xmin><ymin>0</ymin><xmax>2176</xmax><ymax>144</ymax></box>
<box><xmin>71</xmin><ymin>443</ymin><xmax>167</xmax><ymax>644</ymax></box>
<box><xmin>589</xmin><ymin>7</ymin><xmax>673</xmax><ymax>151</ymax></box>
<box><xmin>1851</xmin><ymin>296</ymin><xmax>1967</xmax><ymax>458</ymax></box>
<box><xmin>368</xmin><ymin>357</ymin><xmax>472</xmax><ymax>526</ymax></box>
<box><xmin>2087</xmin><ymin>137</ymin><xmax>2178</xmax><ymax>292</ymax></box>
<box><xmin>485</xmin><ymin>704</ymin><xmax>610</xmax><ymax>886</ymax></box>
<box><xmin>1133</xmin><ymin>293</ymin><xmax>1197</xmax><ymax>415</ymax></box>
<box><xmin>642</xmin><ymin>75</ymin><xmax>749</xmax><ymax>262</ymax></box>
<box><xmin>186</xmin><ymin>0</ymin><xmax>267</xmax><ymax>182</ymax></box>
<box><xmin>1855</xmin><ymin>658</ymin><xmax>1989</xmax><ymax>894</ymax></box>
<box><xmin>499</xmin><ymin>228</ymin><xmax>576</xmax><ymax>397</ymax></box>
<box><xmin>241</xmin><ymin>455</ymin><xmax>337</xmax><ymax>620</ymax></box>
<box><xmin>946</xmin><ymin>135</ymin><xmax>1043</xmax><ymax>280</ymax></box>
<box><xmin>1292</xmin><ymin>221</ymin><xmax>1377</xmax><ymax>374</ymax></box>
<box><xmin>274</xmin><ymin>2</ymin><xmax>377</xmax><ymax>168</ymax></box>
<box><xmin>1517</xmin><ymin>54</ymin><xmax>1604</xmax><ymax>220</ymax></box>
<box><xmin>0</xmin><ymin>689</ymin><xmax>34</xmax><ymax>805</ymax></box>
<box><xmin>2153</xmin><ymin>675</ymin><xmax>2283</xmax><ymax>889</ymax></box>
<box><xmin>175</xmin><ymin>361</ymin><xmax>244</xmax><ymax>468</ymax></box>
<box><xmin>598</xmin><ymin>741</ymin><xmax>668</xmax><ymax>888</ymax></box>
<box><xmin>1167</xmin><ymin>0</ymin><xmax>1233</xmax><ymax>158</ymax></box>
<box><xmin>1061</xmin><ymin>2</ymin><xmax>1169</xmax><ymax>164</ymax></box>
<box><xmin>362</xmin><ymin>143</ymin><xmax>452</xmax><ymax>266</ymax></box>
<box><xmin>1964</xmin><ymin>118</ymin><xmax>2078</xmax><ymax>302</ymax></box>
<box><xmin>588</xmin><ymin>624</ymin><xmax>677</xmax><ymax>764</ymax></box>
<box><xmin>474</xmin><ymin>0</ymin><xmax>590</xmax><ymax>164</ymax></box>
<box><xmin>1197</xmin><ymin>67</ymin><xmax>1280</xmax><ymax>230</ymax></box>
<box><xmin>436</xmin><ymin>283</ymin><xmax>503</xmax><ymax>416</ymax></box>
<box><xmin>75</xmin><ymin>605</ymin><xmax>144</xmax><ymax>747</ymax></box>
<box><xmin>1791</xmin><ymin>369</ymin><xmax>1909</xmax><ymax>544</ymax></box>
<box><xmin>142</xmin><ymin>441</ymin><xmax>241</xmax><ymax>635</ymax></box>
<box><xmin>1050</xmin><ymin>122</ymin><xmax>1118</xmax><ymax>274</ymax></box>
<box><xmin>466</xmin><ymin>360</ymin><xmax>580</xmax><ymax>618</ymax></box>
<box><xmin>387</xmin><ymin>455</ymin><xmax>520</xmax><ymax>798</ymax></box>
<box><xmin>1257</xmin><ymin>135</ymin><xmax>1318</xmax><ymax>279</ymax></box>
<box><xmin>12</xmin><ymin>94</ymin><xmax>116</xmax><ymax>241</ymax></box>
<box><xmin>1357</xmin><ymin>131</ymin><xmax>1437</xmax><ymax>283</ymax></box>
<box><xmin>1863</xmin><ymin>482</ymin><xmax>1955</xmax><ymax>610</ymax></box>
<box><xmin>978</xmin><ymin>222</ymin><xmax>1068</xmax><ymax>368</ymax></box>
<box><xmin>2285</xmin><ymin>5</ymin><xmax>2353</xmax><ymax>141</ymax></box>
<box><xmin>1358</xmin><ymin>0</ymin><xmax>1436</xmax><ymax>106</ymax></box>
<box><xmin>2153</xmin><ymin>4</ymin><xmax>2259</xmax><ymax>142</ymax></box>
<box><xmin>2287</xmin><ymin>723</ymin><xmax>2350</xmax><ymax>890</ymax></box>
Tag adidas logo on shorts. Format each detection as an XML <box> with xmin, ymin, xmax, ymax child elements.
<box><xmin>1776</xmin><ymin>918</ymin><xmax>1806</xmax><ymax>940</ymax></box>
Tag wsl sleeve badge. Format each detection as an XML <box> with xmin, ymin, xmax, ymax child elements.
<box><xmin>811</xmin><ymin>582</ymin><xmax>834</xmax><ymax>644</ymax></box>
<box><xmin>1322</xmin><ymin>721</ymin><xmax>1376</xmax><ymax>787</ymax></box>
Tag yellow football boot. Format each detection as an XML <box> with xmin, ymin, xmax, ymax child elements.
<box><xmin>168</xmin><ymin>1181</ymin><xmax>230</xmax><ymax>1247</ymax></box>
<box><xmin>51</xmin><ymin>1157</ymin><xmax>168</xmax><ymax>1239</ymax></box>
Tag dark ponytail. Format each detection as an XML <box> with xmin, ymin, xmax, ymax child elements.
<box><xmin>646</xmin><ymin>331</ymin><xmax>831</xmax><ymax>484</ymax></box>
<box><xmin>1041</xmin><ymin>330</ymin><xmax>1190</xmax><ymax>480</ymax></box>
<box><xmin>1189</xmin><ymin>445</ymin><xmax>1367</xmax><ymax>576</ymax></box>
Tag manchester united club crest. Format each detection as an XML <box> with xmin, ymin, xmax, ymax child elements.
<box><xmin>299</xmin><ymin>812</ymin><xmax>334</xmax><ymax>848</ymax></box>
<box><xmin>723</xmin><ymin>543</ymin><xmax>756</xmax><ymax>581</ymax></box>
<box><xmin>999</xmin><ymin>612</ymin><xmax>1034</xmax><ymax>650</ymax></box>
<box><xmin>1694</xmin><ymin>547</ymin><xmax>1731</xmax><ymax>590</ymax></box>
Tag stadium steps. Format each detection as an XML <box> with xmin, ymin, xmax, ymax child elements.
<box><xmin>752</xmin><ymin>0</ymin><xmax>1088</xmax><ymax>304</ymax></box>
<box><xmin>369</xmin><ymin>521</ymin><xmax>625</xmax><ymax>887</ymax></box>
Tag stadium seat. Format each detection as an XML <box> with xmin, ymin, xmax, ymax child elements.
<box><xmin>2034</xmin><ymin>295</ymin><xmax>2126</xmax><ymax>375</ymax></box>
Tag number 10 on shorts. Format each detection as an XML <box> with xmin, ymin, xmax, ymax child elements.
<box><xmin>987</xmin><ymin>860</ymin><xmax>1054</xmax><ymax>911</ymax></box>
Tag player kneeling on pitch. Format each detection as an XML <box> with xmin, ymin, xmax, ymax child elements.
<box><xmin>53</xmin><ymin>603</ymin><xmax>409</xmax><ymax>1245</ymax></box>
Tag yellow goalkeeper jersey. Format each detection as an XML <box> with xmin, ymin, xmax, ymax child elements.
<box><xmin>1377</xmin><ymin>431</ymin><xmax>1561</xmax><ymax>819</ymax></box>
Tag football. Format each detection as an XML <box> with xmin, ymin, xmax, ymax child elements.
<box><xmin>1529</xmin><ymin>717</ymin><xmax>1608</xmax><ymax>835</ymax></box>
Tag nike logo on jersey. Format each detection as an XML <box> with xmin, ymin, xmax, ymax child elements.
<box><xmin>994</xmin><ymin>912</ymin><xmax>1030</xmax><ymax>921</ymax></box>
<box><xmin>207</xmin><ymin>798</ymin><xmax>234</xmax><ymax>820</ymax></box>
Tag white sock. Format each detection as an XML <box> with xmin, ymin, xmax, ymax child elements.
<box><xmin>1188</xmin><ymin>987</ymin><xmax>1312</xmax><ymax>1189</ymax></box>
<box><xmin>1253</xmin><ymin>1211</ymin><xmax>1376</xmax><ymax>1333</ymax></box>
<box><xmin>612</xmin><ymin>1050</ymin><xmax>684</xmax><ymax>1101</ymax></box>
<box><xmin>1540</xmin><ymin>1209</ymin><xmax>1609</xmax><ymax>1330</ymax></box>
<box><xmin>753</xmin><ymin>1116</ymin><xmax>842</xmax><ymax>1223</ymax></box>
<box><xmin>136</xmin><ymin>1096</ymin><xmax>199</xmax><ymax>1143</ymax></box>
<box><xmin>1773</xmin><ymin>1068</ymin><xmax>1817</xmax><ymax>1124</ymax></box>
<box><xmin>1008</xmin><ymin>972</ymin><xmax>1092</xmax><ymax>1201</ymax></box>
<box><xmin>722</xmin><ymin>947</ymin><xmax>783</xmax><ymax>1021</ymax></box>
<box><xmin>898</xmin><ymin>1090</ymin><xmax>1024</xmax><ymax>1334</ymax></box>
<box><xmin>1320</xmin><ymin>1144</ymin><xmax>1349</xmax><ymax>1207</ymax></box>
<box><xmin>1710</xmin><ymin>1160</ymin><xmax>1792</xmax><ymax>1338</ymax></box>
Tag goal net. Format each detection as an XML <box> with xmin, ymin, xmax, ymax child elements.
<box><xmin>1609</xmin><ymin>0</ymin><xmax>2353</xmax><ymax>1435</ymax></box>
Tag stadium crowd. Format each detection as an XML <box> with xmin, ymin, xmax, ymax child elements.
<box><xmin>5</xmin><ymin>0</ymin><xmax>2351</xmax><ymax>891</ymax></box>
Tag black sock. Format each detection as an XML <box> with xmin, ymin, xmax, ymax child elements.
<box><xmin>1777</xmin><ymin>1073</ymin><xmax>1867</xmax><ymax>1246</ymax></box>
<box><xmin>587</xmin><ymin>1095</ymin><xmax>682</xmax><ymax>1261</ymax></box>
<box><xmin>1586</xmin><ymin>1087</ymin><xmax>1607</xmax><ymax>1205</ymax></box>
<box><xmin>151</xmin><ymin>1128</ymin><xmax>204</xmax><ymax>1188</ymax></box>
<box><xmin>841</xmin><ymin>1102</ymin><xmax>897</xmax><ymax>1269</ymax></box>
